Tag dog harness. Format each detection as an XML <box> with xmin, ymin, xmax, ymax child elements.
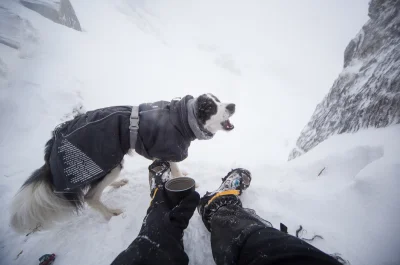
<box><xmin>129</xmin><ymin>106</ymin><xmax>139</xmax><ymax>151</ymax></box>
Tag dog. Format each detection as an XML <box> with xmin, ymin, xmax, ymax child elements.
<box><xmin>10</xmin><ymin>94</ymin><xmax>235</xmax><ymax>232</ymax></box>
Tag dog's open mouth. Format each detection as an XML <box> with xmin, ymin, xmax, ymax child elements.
<box><xmin>221</xmin><ymin>120</ymin><xmax>234</xmax><ymax>131</ymax></box>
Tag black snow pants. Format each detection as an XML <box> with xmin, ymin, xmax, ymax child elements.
<box><xmin>209</xmin><ymin>202</ymin><xmax>342</xmax><ymax>265</ymax></box>
<box><xmin>110</xmin><ymin>196</ymin><xmax>342</xmax><ymax>265</ymax></box>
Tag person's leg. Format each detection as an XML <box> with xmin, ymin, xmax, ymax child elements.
<box><xmin>198</xmin><ymin>169</ymin><xmax>342</xmax><ymax>265</ymax></box>
<box><xmin>205</xmin><ymin>197</ymin><xmax>272</xmax><ymax>265</ymax></box>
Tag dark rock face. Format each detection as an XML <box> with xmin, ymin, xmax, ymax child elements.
<box><xmin>289</xmin><ymin>0</ymin><xmax>400</xmax><ymax>160</ymax></box>
<box><xmin>20</xmin><ymin>0</ymin><xmax>81</xmax><ymax>31</ymax></box>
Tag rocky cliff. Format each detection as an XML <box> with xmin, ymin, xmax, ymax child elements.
<box><xmin>20</xmin><ymin>0</ymin><xmax>81</xmax><ymax>31</ymax></box>
<box><xmin>289</xmin><ymin>0</ymin><xmax>400</xmax><ymax>160</ymax></box>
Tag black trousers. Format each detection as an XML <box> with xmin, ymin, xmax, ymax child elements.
<box><xmin>210</xmin><ymin>205</ymin><xmax>342</xmax><ymax>265</ymax></box>
<box><xmin>111</xmin><ymin>202</ymin><xmax>342</xmax><ymax>265</ymax></box>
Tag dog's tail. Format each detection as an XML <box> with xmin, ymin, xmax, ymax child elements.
<box><xmin>10</xmin><ymin>138</ymin><xmax>84</xmax><ymax>233</ymax></box>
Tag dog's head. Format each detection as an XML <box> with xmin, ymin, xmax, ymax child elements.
<box><xmin>195</xmin><ymin>93</ymin><xmax>235</xmax><ymax>133</ymax></box>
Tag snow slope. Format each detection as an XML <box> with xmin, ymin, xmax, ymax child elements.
<box><xmin>2</xmin><ymin>124</ymin><xmax>399</xmax><ymax>265</ymax></box>
<box><xmin>2</xmin><ymin>1</ymin><xmax>399</xmax><ymax>265</ymax></box>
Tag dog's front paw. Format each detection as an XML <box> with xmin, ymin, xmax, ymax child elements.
<box><xmin>109</xmin><ymin>208</ymin><xmax>124</xmax><ymax>216</ymax></box>
<box><xmin>110</xmin><ymin>178</ymin><xmax>129</xmax><ymax>188</ymax></box>
<box><xmin>181</xmin><ymin>170</ymin><xmax>189</xmax><ymax>176</ymax></box>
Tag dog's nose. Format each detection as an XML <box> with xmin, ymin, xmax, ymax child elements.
<box><xmin>226</xmin><ymin>104</ymin><xmax>235</xmax><ymax>113</ymax></box>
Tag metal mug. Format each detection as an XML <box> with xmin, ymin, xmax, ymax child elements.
<box><xmin>165</xmin><ymin>177</ymin><xmax>196</xmax><ymax>206</ymax></box>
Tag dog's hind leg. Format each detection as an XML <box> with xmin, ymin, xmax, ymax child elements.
<box><xmin>109</xmin><ymin>160</ymin><xmax>129</xmax><ymax>188</ymax></box>
<box><xmin>85</xmin><ymin>165</ymin><xmax>123</xmax><ymax>220</ymax></box>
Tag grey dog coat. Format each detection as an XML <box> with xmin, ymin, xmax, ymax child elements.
<box><xmin>50</xmin><ymin>96</ymin><xmax>199</xmax><ymax>192</ymax></box>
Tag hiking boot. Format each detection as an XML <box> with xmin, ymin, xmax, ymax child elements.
<box><xmin>148</xmin><ymin>160</ymin><xmax>171</xmax><ymax>197</ymax></box>
<box><xmin>198</xmin><ymin>168</ymin><xmax>252</xmax><ymax>231</ymax></box>
<box><xmin>215</xmin><ymin>168</ymin><xmax>251</xmax><ymax>195</ymax></box>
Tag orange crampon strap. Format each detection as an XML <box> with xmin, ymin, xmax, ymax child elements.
<box><xmin>207</xmin><ymin>190</ymin><xmax>240</xmax><ymax>206</ymax></box>
<box><xmin>150</xmin><ymin>187</ymin><xmax>159</xmax><ymax>206</ymax></box>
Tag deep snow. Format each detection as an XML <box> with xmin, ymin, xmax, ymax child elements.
<box><xmin>2</xmin><ymin>125</ymin><xmax>400</xmax><ymax>265</ymax></box>
<box><xmin>2</xmin><ymin>1</ymin><xmax>399</xmax><ymax>265</ymax></box>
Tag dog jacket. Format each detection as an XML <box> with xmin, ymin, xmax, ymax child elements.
<box><xmin>50</xmin><ymin>96</ymin><xmax>199</xmax><ymax>192</ymax></box>
<box><xmin>50</xmin><ymin>106</ymin><xmax>132</xmax><ymax>192</ymax></box>
<box><xmin>134</xmin><ymin>95</ymin><xmax>196</xmax><ymax>161</ymax></box>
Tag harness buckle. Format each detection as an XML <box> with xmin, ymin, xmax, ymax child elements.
<box><xmin>129</xmin><ymin>106</ymin><xmax>139</xmax><ymax>130</ymax></box>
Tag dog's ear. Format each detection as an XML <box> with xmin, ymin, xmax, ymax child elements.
<box><xmin>208</xmin><ymin>93</ymin><xmax>221</xmax><ymax>103</ymax></box>
<box><xmin>196</xmin><ymin>94</ymin><xmax>218</xmax><ymax>125</ymax></box>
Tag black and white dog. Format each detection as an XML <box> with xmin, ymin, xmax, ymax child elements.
<box><xmin>10</xmin><ymin>94</ymin><xmax>235</xmax><ymax>232</ymax></box>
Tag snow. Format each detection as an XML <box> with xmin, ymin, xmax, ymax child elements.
<box><xmin>2</xmin><ymin>125</ymin><xmax>399</xmax><ymax>265</ymax></box>
<box><xmin>2</xmin><ymin>1</ymin><xmax>399</xmax><ymax>265</ymax></box>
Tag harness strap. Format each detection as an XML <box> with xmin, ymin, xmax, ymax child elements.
<box><xmin>129</xmin><ymin>106</ymin><xmax>139</xmax><ymax>149</ymax></box>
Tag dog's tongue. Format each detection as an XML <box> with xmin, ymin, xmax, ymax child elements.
<box><xmin>222</xmin><ymin>120</ymin><xmax>234</xmax><ymax>130</ymax></box>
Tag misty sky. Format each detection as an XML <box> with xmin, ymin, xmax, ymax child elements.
<box><xmin>140</xmin><ymin>0</ymin><xmax>370</xmax><ymax>100</ymax></box>
<box><xmin>124</xmin><ymin>0</ymin><xmax>371</xmax><ymax>162</ymax></box>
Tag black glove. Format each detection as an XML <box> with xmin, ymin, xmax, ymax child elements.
<box><xmin>140</xmin><ymin>187</ymin><xmax>200</xmax><ymax>246</ymax></box>
<box><xmin>111</xmin><ymin>187</ymin><xmax>200</xmax><ymax>265</ymax></box>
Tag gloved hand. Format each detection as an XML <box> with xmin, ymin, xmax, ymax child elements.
<box><xmin>111</xmin><ymin>161</ymin><xmax>199</xmax><ymax>265</ymax></box>
<box><xmin>115</xmin><ymin>188</ymin><xmax>199</xmax><ymax>265</ymax></box>
<box><xmin>139</xmin><ymin>187</ymin><xmax>200</xmax><ymax>246</ymax></box>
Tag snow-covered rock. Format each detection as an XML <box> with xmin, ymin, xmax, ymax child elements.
<box><xmin>289</xmin><ymin>0</ymin><xmax>400</xmax><ymax>160</ymax></box>
<box><xmin>0</xmin><ymin>2</ymin><xmax>39</xmax><ymax>86</ymax></box>
<box><xmin>0</xmin><ymin>5</ymin><xmax>38</xmax><ymax>51</ymax></box>
<box><xmin>0</xmin><ymin>7</ymin><xmax>21</xmax><ymax>50</ymax></box>
<box><xmin>20</xmin><ymin>0</ymin><xmax>81</xmax><ymax>31</ymax></box>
